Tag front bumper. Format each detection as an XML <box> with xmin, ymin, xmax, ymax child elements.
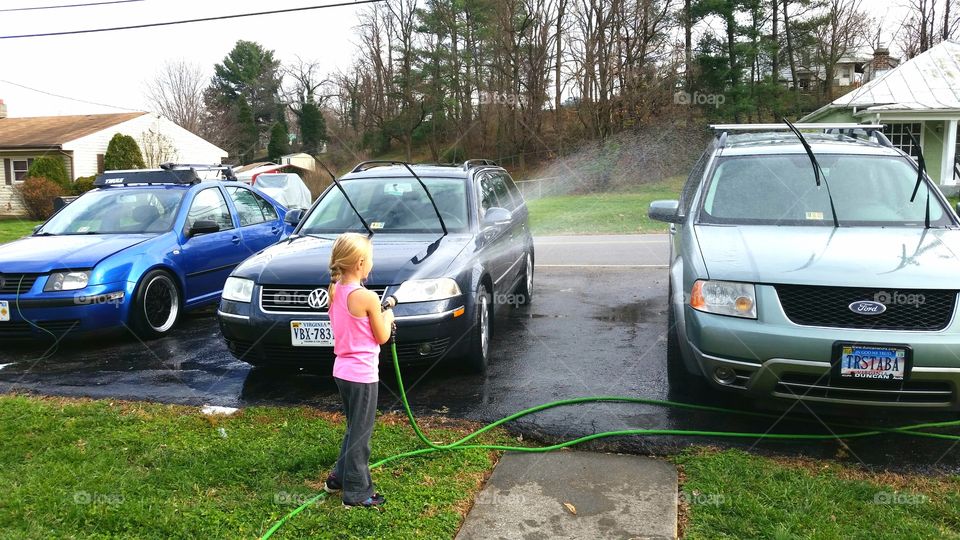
<box><xmin>682</xmin><ymin>285</ymin><xmax>960</xmax><ymax>410</ymax></box>
<box><xmin>0</xmin><ymin>283</ymin><xmax>131</xmax><ymax>340</ymax></box>
<box><xmin>217</xmin><ymin>291</ymin><xmax>473</xmax><ymax>368</ymax></box>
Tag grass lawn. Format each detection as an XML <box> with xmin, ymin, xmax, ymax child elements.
<box><xmin>527</xmin><ymin>176</ymin><xmax>684</xmax><ymax>235</ymax></box>
<box><xmin>0</xmin><ymin>395</ymin><xmax>509</xmax><ymax>539</ymax></box>
<box><xmin>0</xmin><ymin>219</ymin><xmax>40</xmax><ymax>245</ymax></box>
<box><xmin>676</xmin><ymin>448</ymin><xmax>960</xmax><ymax>539</ymax></box>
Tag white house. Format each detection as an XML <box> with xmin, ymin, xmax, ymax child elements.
<box><xmin>0</xmin><ymin>109</ymin><xmax>228</xmax><ymax>217</ymax></box>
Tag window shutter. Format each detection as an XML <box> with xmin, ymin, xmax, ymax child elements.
<box><xmin>97</xmin><ymin>154</ymin><xmax>104</xmax><ymax>174</ymax></box>
<box><xmin>3</xmin><ymin>159</ymin><xmax>10</xmax><ymax>185</ymax></box>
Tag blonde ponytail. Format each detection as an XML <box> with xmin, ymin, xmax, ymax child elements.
<box><xmin>327</xmin><ymin>233</ymin><xmax>372</xmax><ymax>301</ymax></box>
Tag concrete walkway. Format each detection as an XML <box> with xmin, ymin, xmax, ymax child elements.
<box><xmin>456</xmin><ymin>451</ymin><xmax>678</xmax><ymax>540</ymax></box>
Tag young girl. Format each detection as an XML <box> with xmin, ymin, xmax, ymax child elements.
<box><xmin>322</xmin><ymin>233</ymin><xmax>395</xmax><ymax>507</ymax></box>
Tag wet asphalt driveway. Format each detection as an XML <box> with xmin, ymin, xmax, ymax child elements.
<box><xmin>2</xmin><ymin>235</ymin><xmax>959</xmax><ymax>472</ymax></box>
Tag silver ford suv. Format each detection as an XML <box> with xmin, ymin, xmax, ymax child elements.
<box><xmin>649</xmin><ymin>123</ymin><xmax>960</xmax><ymax>410</ymax></box>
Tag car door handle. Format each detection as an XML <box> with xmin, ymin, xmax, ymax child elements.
<box><xmin>231</xmin><ymin>236</ymin><xmax>241</xmax><ymax>245</ymax></box>
<box><xmin>271</xmin><ymin>226</ymin><xmax>281</xmax><ymax>235</ymax></box>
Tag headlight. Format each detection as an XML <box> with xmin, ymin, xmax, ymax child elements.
<box><xmin>44</xmin><ymin>271</ymin><xmax>90</xmax><ymax>292</ymax></box>
<box><xmin>690</xmin><ymin>280</ymin><xmax>757</xmax><ymax>319</ymax></box>
<box><xmin>222</xmin><ymin>277</ymin><xmax>255</xmax><ymax>303</ymax></box>
<box><xmin>393</xmin><ymin>278</ymin><xmax>461</xmax><ymax>303</ymax></box>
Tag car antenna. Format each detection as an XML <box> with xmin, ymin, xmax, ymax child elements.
<box><xmin>782</xmin><ymin>117</ymin><xmax>840</xmax><ymax>228</ymax></box>
<box><xmin>398</xmin><ymin>163</ymin><xmax>448</xmax><ymax>237</ymax></box>
<box><xmin>906</xmin><ymin>132</ymin><xmax>931</xmax><ymax>229</ymax></box>
<box><xmin>316</xmin><ymin>161</ymin><xmax>375</xmax><ymax>237</ymax></box>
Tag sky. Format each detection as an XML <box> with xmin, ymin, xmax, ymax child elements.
<box><xmin>0</xmin><ymin>0</ymin><xmax>372</xmax><ymax>117</ymax></box>
<box><xmin>0</xmin><ymin>0</ymin><xmax>914</xmax><ymax>119</ymax></box>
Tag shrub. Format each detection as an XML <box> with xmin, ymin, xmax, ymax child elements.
<box><xmin>26</xmin><ymin>156</ymin><xmax>70</xmax><ymax>191</ymax></box>
<box><xmin>16</xmin><ymin>177</ymin><xmax>65</xmax><ymax>220</ymax></box>
<box><xmin>103</xmin><ymin>133</ymin><xmax>146</xmax><ymax>170</ymax></box>
<box><xmin>73</xmin><ymin>176</ymin><xmax>97</xmax><ymax>195</ymax></box>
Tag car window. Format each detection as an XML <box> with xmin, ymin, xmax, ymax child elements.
<box><xmin>300</xmin><ymin>177</ymin><xmax>468</xmax><ymax>234</ymax></box>
<box><xmin>187</xmin><ymin>188</ymin><xmax>234</xmax><ymax>231</ymax></box>
<box><xmin>38</xmin><ymin>188</ymin><xmax>185</xmax><ymax>235</ymax></box>
<box><xmin>699</xmin><ymin>154</ymin><xmax>951</xmax><ymax>226</ymax></box>
<box><xmin>227</xmin><ymin>187</ymin><xmax>277</xmax><ymax>226</ymax></box>
<box><xmin>478</xmin><ymin>174</ymin><xmax>500</xmax><ymax>215</ymax></box>
<box><xmin>502</xmin><ymin>174</ymin><xmax>524</xmax><ymax>207</ymax></box>
<box><xmin>492</xmin><ymin>174</ymin><xmax>515</xmax><ymax>211</ymax></box>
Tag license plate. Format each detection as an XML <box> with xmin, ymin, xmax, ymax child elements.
<box><xmin>0</xmin><ymin>301</ymin><xmax>8</xmax><ymax>322</ymax></box>
<box><xmin>290</xmin><ymin>320</ymin><xmax>334</xmax><ymax>347</ymax></box>
<box><xmin>837</xmin><ymin>344</ymin><xmax>908</xmax><ymax>381</ymax></box>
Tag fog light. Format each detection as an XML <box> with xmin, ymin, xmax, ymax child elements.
<box><xmin>713</xmin><ymin>366</ymin><xmax>738</xmax><ymax>385</ymax></box>
<box><xmin>417</xmin><ymin>343</ymin><xmax>433</xmax><ymax>356</ymax></box>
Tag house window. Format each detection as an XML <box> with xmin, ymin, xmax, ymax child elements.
<box><xmin>882</xmin><ymin>122</ymin><xmax>922</xmax><ymax>158</ymax></box>
<box><xmin>12</xmin><ymin>159</ymin><xmax>29</xmax><ymax>181</ymax></box>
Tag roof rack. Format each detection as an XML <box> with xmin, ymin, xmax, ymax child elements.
<box><xmin>94</xmin><ymin>163</ymin><xmax>235</xmax><ymax>187</ymax></box>
<box><xmin>462</xmin><ymin>159</ymin><xmax>498</xmax><ymax>170</ymax></box>
<box><xmin>350</xmin><ymin>160</ymin><xmax>411</xmax><ymax>173</ymax></box>
<box><xmin>709</xmin><ymin>123</ymin><xmax>884</xmax><ymax>131</ymax></box>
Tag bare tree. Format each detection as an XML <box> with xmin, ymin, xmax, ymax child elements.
<box><xmin>145</xmin><ymin>60</ymin><xmax>207</xmax><ymax>136</ymax></box>
<box><xmin>815</xmin><ymin>0</ymin><xmax>870</xmax><ymax>100</ymax></box>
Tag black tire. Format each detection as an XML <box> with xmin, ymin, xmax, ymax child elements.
<box><xmin>515</xmin><ymin>251</ymin><xmax>533</xmax><ymax>305</ymax></box>
<box><xmin>666</xmin><ymin>285</ymin><xmax>705</xmax><ymax>394</ymax></box>
<box><xmin>130</xmin><ymin>270</ymin><xmax>181</xmax><ymax>340</ymax></box>
<box><xmin>466</xmin><ymin>284</ymin><xmax>492</xmax><ymax>373</ymax></box>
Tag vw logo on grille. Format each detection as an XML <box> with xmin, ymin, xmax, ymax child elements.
<box><xmin>849</xmin><ymin>300</ymin><xmax>886</xmax><ymax>315</ymax></box>
<box><xmin>307</xmin><ymin>288</ymin><xmax>330</xmax><ymax>310</ymax></box>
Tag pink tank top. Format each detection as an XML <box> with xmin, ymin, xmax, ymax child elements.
<box><xmin>330</xmin><ymin>281</ymin><xmax>381</xmax><ymax>383</ymax></box>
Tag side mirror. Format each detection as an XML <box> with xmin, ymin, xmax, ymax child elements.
<box><xmin>284</xmin><ymin>208</ymin><xmax>305</xmax><ymax>226</ymax></box>
<box><xmin>188</xmin><ymin>220</ymin><xmax>220</xmax><ymax>237</ymax></box>
<box><xmin>481</xmin><ymin>207</ymin><xmax>512</xmax><ymax>228</ymax></box>
<box><xmin>648</xmin><ymin>200</ymin><xmax>683</xmax><ymax>224</ymax></box>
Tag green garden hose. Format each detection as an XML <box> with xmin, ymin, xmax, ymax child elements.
<box><xmin>259</xmin><ymin>342</ymin><xmax>960</xmax><ymax>539</ymax></box>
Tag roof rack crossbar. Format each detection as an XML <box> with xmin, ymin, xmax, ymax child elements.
<box><xmin>350</xmin><ymin>160</ymin><xmax>411</xmax><ymax>173</ymax></box>
<box><xmin>462</xmin><ymin>159</ymin><xmax>498</xmax><ymax>170</ymax></box>
<box><xmin>709</xmin><ymin>123</ymin><xmax>884</xmax><ymax>131</ymax></box>
<box><xmin>94</xmin><ymin>162</ymin><xmax>236</xmax><ymax>187</ymax></box>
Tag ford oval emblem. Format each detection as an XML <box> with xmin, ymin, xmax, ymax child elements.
<box><xmin>849</xmin><ymin>300</ymin><xmax>887</xmax><ymax>315</ymax></box>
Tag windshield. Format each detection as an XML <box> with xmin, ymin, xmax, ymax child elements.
<box><xmin>699</xmin><ymin>154</ymin><xmax>954</xmax><ymax>227</ymax></box>
<box><xmin>39</xmin><ymin>188</ymin><xmax>185</xmax><ymax>235</ymax></box>
<box><xmin>299</xmin><ymin>177</ymin><xmax>468</xmax><ymax>234</ymax></box>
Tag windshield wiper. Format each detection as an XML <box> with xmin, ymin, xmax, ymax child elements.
<box><xmin>906</xmin><ymin>132</ymin><xmax>932</xmax><ymax>229</ymax></box>
<box><xmin>397</xmin><ymin>163</ymin><xmax>448</xmax><ymax>238</ymax></box>
<box><xmin>316</xmin><ymin>161</ymin><xmax>375</xmax><ymax>237</ymax></box>
<box><xmin>783</xmin><ymin>118</ymin><xmax>840</xmax><ymax>228</ymax></box>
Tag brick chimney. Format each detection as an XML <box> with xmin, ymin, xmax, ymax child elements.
<box><xmin>872</xmin><ymin>46</ymin><xmax>890</xmax><ymax>68</ymax></box>
<box><xmin>0</xmin><ymin>99</ymin><xmax>6</xmax><ymax>119</ymax></box>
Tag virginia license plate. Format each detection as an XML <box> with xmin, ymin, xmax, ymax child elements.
<box><xmin>838</xmin><ymin>344</ymin><xmax>908</xmax><ymax>381</ymax></box>
<box><xmin>0</xmin><ymin>301</ymin><xmax>8</xmax><ymax>322</ymax></box>
<box><xmin>291</xmin><ymin>320</ymin><xmax>334</xmax><ymax>347</ymax></box>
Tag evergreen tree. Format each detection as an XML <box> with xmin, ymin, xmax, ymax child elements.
<box><xmin>267</xmin><ymin>122</ymin><xmax>290</xmax><ymax>162</ymax></box>
<box><xmin>103</xmin><ymin>134</ymin><xmax>146</xmax><ymax>170</ymax></box>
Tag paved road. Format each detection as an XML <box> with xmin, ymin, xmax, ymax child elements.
<box><xmin>2</xmin><ymin>235</ymin><xmax>958</xmax><ymax>472</ymax></box>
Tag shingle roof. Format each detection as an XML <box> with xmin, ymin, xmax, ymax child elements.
<box><xmin>0</xmin><ymin>112</ymin><xmax>147</xmax><ymax>148</ymax></box>
<box><xmin>828</xmin><ymin>40</ymin><xmax>960</xmax><ymax>111</ymax></box>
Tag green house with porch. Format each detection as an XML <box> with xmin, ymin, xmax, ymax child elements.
<box><xmin>802</xmin><ymin>40</ymin><xmax>960</xmax><ymax>194</ymax></box>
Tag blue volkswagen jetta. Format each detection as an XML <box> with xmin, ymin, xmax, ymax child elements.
<box><xmin>0</xmin><ymin>165</ymin><xmax>290</xmax><ymax>341</ymax></box>
<box><xmin>217</xmin><ymin>160</ymin><xmax>533</xmax><ymax>373</ymax></box>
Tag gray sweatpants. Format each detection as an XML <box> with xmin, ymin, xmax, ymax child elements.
<box><xmin>333</xmin><ymin>377</ymin><xmax>378</xmax><ymax>504</ymax></box>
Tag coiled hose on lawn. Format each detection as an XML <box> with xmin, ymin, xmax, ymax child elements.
<box><xmin>260</xmin><ymin>338</ymin><xmax>960</xmax><ymax>539</ymax></box>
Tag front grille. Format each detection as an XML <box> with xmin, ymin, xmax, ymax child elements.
<box><xmin>0</xmin><ymin>274</ymin><xmax>41</xmax><ymax>295</ymax></box>
<box><xmin>775</xmin><ymin>285</ymin><xmax>957</xmax><ymax>331</ymax></box>
<box><xmin>0</xmin><ymin>319</ymin><xmax>80</xmax><ymax>339</ymax></box>
<box><xmin>260</xmin><ymin>285</ymin><xmax>387</xmax><ymax>314</ymax></box>
<box><xmin>228</xmin><ymin>337</ymin><xmax>450</xmax><ymax>366</ymax></box>
<box><xmin>774</xmin><ymin>372</ymin><xmax>954</xmax><ymax>405</ymax></box>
